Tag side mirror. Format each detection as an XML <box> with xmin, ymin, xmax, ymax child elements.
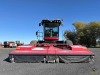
<box><xmin>39</xmin><ymin>23</ymin><xmax>41</xmax><ymax>26</ymax></box>
<box><xmin>36</xmin><ymin>31</ymin><xmax>38</xmax><ymax>35</ymax></box>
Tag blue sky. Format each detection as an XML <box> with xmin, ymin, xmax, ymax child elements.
<box><xmin>0</xmin><ymin>0</ymin><xmax>100</xmax><ymax>44</ymax></box>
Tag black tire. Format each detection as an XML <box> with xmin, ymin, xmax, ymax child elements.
<box><xmin>4</xmin><ymin>45</ymin><xmax>6</xmax><ymax>48</ymax></box>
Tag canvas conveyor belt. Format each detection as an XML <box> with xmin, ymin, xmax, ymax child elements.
<box><xmin>9</xmin><ymin>54</ymin><xmax>94</xmax><ymax>63</ymax></box>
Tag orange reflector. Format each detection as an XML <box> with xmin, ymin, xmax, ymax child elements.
<box><xmin>16</xmin><ymin>47</ymin><xmax>20</xmax><ymax>50</ymax></box>
<box><xmin>82</xmin><ymin>47</ymin><xmax>87</xmax><ymax>50</ymax></box>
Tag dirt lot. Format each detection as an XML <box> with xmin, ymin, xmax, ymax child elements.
<box><xmin>0</xmin><ymin>48</ymin><xmax>100</xmax><ymax>75</ymax></box>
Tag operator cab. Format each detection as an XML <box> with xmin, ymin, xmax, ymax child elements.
<box><xmin>45</xmin><ymin>25</ymin><xmax>58</xmax><ymax>37</ymax></box>
<box><xmin>40</xmin><ymin>19</ymin><xmax>62</xmax><ymax>41</ymax></box>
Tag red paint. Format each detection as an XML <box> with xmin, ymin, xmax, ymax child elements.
<box><xmin>44</xmin><ymin>37</ymin><xmax>59</xmax><ymax>41</ymax></box>
<box><xmin>9</xmin><ymin>45</ymin><xmax>94</xmax><ymax>55</ymax></box>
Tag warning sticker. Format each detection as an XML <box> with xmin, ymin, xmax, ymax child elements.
<box><xmin>71</xmin><ymin>46</ymin><xmax>82</xmax><ymax>48</ymax></box>
<box><xmin>71</xmin><ymin>45</ymin><xmax>87</xmax><ymax>49</ymax></box>
<box><xmin>18</xmin><ymin>46</ymin><xmax>32</xmax><ymax>47</ymax></box>
<box><xmin>32</xmin><ymin>47</ymin><xmax>44</xmax><ymax>50</ymax></box>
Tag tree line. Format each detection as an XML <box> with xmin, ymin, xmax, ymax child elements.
<box><xmin>64</xmin><ymin>21</ymin><xmax>100</xmax><ymax>47</ymax></box>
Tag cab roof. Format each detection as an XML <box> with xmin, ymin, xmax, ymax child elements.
<box><xmin>40</xmin><ymin>19</ymin><xmax>62</xmax><ymax>26</ymax></box>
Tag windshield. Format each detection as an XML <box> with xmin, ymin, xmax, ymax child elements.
<box><xmin>44</xmin><ymin>26</ymin><xmax>59</xmax><ymax>37</ymax></box>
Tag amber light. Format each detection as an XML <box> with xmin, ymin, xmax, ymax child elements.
<box><xmin>83</xmin><ymin>47</ymin><xmax>88</xmax><ymax>50</ymax></box>
<box><xmin>16</xmin><ymin>47</ymin><xmax>20</xmax><ymax>50</ymax></box>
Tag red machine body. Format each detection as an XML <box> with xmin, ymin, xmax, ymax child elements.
<box><xmin>9</xmin><ymin>19</ymin><xmax>94</xmax><ymax>63</ymax></box>
<box><xmin>10</xmin><ymin>45</ymin><xmax>93</xmax><ymax>56</ymax></box>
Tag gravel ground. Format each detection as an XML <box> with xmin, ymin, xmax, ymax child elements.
<box><xmin>0</xmin><ymin>48</ymin><xmax>100</xmax><ymax>75</ymax></box>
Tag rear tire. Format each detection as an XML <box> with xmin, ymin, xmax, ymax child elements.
<box><xmin>4</xmin><ymin>45</ymin><xmax>8</xmax><ymax>48</ymax></box>
<box><xmin>4</xmin><ymin>45</ymin><xmax>7</xmax><ymax>48</ymax></box>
